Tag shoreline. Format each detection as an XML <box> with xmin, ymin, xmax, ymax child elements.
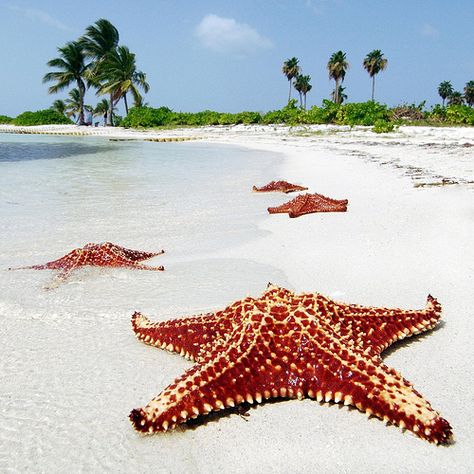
<box><xmin>1</xmin><ymin>123</ymin><xmax>473</xmax><ymax>188</ymax></box>
<box><xmin>1</xmin><ymin>125</ymin><xmax>473</xmax><ymax>472</ymax></box>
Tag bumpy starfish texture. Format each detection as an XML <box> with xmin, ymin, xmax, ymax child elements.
<box><xmin>130</xmin><ymin>285</ymin><xmax>452</xmax><ymax>444</ymax></box>
<box><xmin>11</xmin><ymin>242</ymin><xmax>164</xmax><ymax>280</ymax></box>
<box><xmin>268</xmin><ymin>193</ymin><xmax>348</xmax><ymax>217</ymax></box>
<box><xmin>253</xmin><ymin>180</ymin><xmax>308</xmax><ymax>194</ymax></box>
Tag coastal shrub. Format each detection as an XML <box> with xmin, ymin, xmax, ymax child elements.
<box><xmin>0</xmin><ymin>115</ymin><xmax>13</xmax><ymax>124</ymax></box>
<box><xmin>262</xmin><ymin>100</ymin><xmax>303</xmax><ymax>125</ymax></box>
<box><xmin>13</xmin><ymin>109</ymin><xmax>72</xmax><ymax>126</ymax></box>
<box><xmin>121</xmin><ymin>106</ymin><xmax>173</xmax><ymax>128</ymax></box>
<box><xmin>337</xmin><ymin>101</ymin><xmax>389</xmax><ymax>126</ymax></box>
<box><xmin>304</xmin><ymin>101</ymin><xmax>340</xmax><ymax>124</ymax></box>
<box><xmin>373</xmin><ymin>119</ymin><xmax>395</xmax><ymax>133</ymax></box>
<box><xmin>391</xmin><ymin>102</ymin><xmax>426</xmax><ymax>122</ymax></box>
<box><xmin>445</xmin><ymin>105</ymin><xmax>474</xmax><ymax>125</ymax></box>
<box><xmin>427</xmin><ymin>104</ymin><xmax>447</xmax><ymax>122</ymax></box>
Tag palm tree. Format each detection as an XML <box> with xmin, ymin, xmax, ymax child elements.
<box><xmin>80</xmin><ymin>19</ymin><xmax>119</xmax><ymax>125</ymax></box>
<box><xmin>438</xmin><ymin>81</ymin><xmax>453</xmax><ymax>107</ymax></box>
<box><xmin>43</xmin><ymin>41</ymin><xmax>90</xmax><ymax>125</ymax></box>
<box><xmin>293</xmin><ymin>74</ymin><xmax>312</xmax><ymax>109</ymax></box>
<box><xmin>327</xmin><ymin>51</ymin><xmax>349</xmax><ymax>104</ymax></box>
<box><xmin>331</xmin><ymin>85</ymin><xmax>347</xmax><ymax>104</ymax></box>
<box><xmin>93</xmin><ymin>98</ymin><xmax>117</xmax><ymax>126</ymax></box>
<box><xmin>363</xmin><ymin>49</ymin><xmax>388</xmax><ymax>101</ymax></box>
<box><xmin>65</xmin><ymin>88</ymin><xmax>83</xmax><ymax>122</ymax></box>
<box><xmin>50</xmin><ymin>99</ymin><xmax>67</xmax><ymax>116</ymax></box>
<box><xmin>282</xmin><ymin>57</ymin><xmax>300</xmax><ymax>103</ymax></box>
<box><xmin>96</xmin><ymin>46</ymin><xmax>150</xmax><ymax>115</ymax></box>
<box><xmin>464</xmin><ymin>80</ymin><xmax>474</xmax><ymax>107</ymax></box>
<box><xmin>447</xmin><ymin>91</ymin><xmax>464</xmax><ymax>106</ymax></box>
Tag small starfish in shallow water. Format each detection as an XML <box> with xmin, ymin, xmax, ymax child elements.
<box><xmin>253</xmin><ymin>180</ymin><xmax>308</xmax><ymax>194</ymax></box>
<box><xmin>10</xmin><ymin>242</ymin><xmax>164</xmax><ymax>282</ymax></box>
<box><xmin>268</xmin><ymin>193</ymin><xmax>348</xmax><ymax>217</ymax></box>
<box><xmin>129</xmin><ymin>285</ymin><xmax>452</xmax><ymax>444</ymax></box>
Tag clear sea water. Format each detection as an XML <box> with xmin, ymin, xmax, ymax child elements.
<box><xmin>0</xmin><ymin>134</ymin><xmax>289</xmax><ymax>472</ymax></box>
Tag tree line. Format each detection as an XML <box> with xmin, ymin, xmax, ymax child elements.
<box><xmin>43</xmin><ymin>18</ymin><xmax>149</xmax><ymax>126</ymax></box>
<box><xmin>282</xmin><ymin>49</ymin><xmax>387</xmax><ymax>108</ymax></box>
<box><xmin>283</xmin><ymin>52</ymin><xmax>473</xmax><ymax>110</ymax></box>
<box><xmin>438</xmin><ymin>81</ymin><xmax>474</xmax><ymax>107</ymax></box>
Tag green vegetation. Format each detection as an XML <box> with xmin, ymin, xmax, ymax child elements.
<box><xmin>114</xmin><ymin>99</ymin><xmax>473</xmax><ymax>131</ymax></box>
<box><xmin>13</xmin><ymin>110</ymin><xmax>73</xmax><ymax>126</ymax></box>
<box><xmin>373</xmin><ymin>120</ymin><xmax>395</xmax><ymax>133</ymax></box>
<box><xmin>0</xmin><ymin>115</ymin><xmax>14</xmax><ymax>124</ymax></box>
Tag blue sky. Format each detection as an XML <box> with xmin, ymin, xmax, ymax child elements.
<box><xmin>0</xmin><ymin>0</ymin><xmax>473</xmax><ymax>116</ymax></box>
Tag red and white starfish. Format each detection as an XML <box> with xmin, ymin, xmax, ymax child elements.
<box><xmin>253</xmin><ymin>180</ymin><xmax>308</xmax><ymax>193</ymax></box>
<box><xmin>268</xmin><ymin>193</ymin><xmax>348</xmax><ymax>217</ymax></box>
<box><xmin>129</xmin><ymin>285</ymin><xmax>452</xmax><ymax>444</ymax></box>
<box><xmin>11</xmin><ymin>242</ymin><xmax>164</xmax><ymax>281</ymax></box>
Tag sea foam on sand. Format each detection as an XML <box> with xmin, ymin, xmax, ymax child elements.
<box><xmin>0</xmin><ymin>125</ymin><xmax>473</xmax><ymax>473</ymax></box>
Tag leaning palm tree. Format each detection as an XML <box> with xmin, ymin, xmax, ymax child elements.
<box><xmin>43</xmin><ymin>41</ymin><xmax>90</xmax><ymax>125</ymax></box>
<box><xmin>282</xmin><ymin>57</ymin><xmax>300</xmax><ymax>103</ymax></box>
<box><xmin>464</xmin><ymin>80</ymin><xmax>474</xmax><ymax>107</ymax></box>
<box><xmin>438</xmin><ymin>81</ymin><xmax>453</xmax><ymax>107</ymax></box>
<box><xmin>293</xmin><ymin>74</ymin><xmax>312</xmax><ymax>109</ymax></box>
<box><xmin>80</xmin><ymin>19</ymin><xmax>119</xmax><ymax>125</ymax></box>
<box><xmin>447</xmin><ymin>91</ymin><xmax>464</xmax><ymax>106</ymax></box>
<box><xmin>50</xmin><ymin>99</ymin><xmax>67</xmax><ymax>116</ymax></box>
<box><xmin>363</xmin><ymin>50</ymin><xmax>388</xmax><ymax>101</ymax></box>
<box><xmin>327</xmin><ymin>51</ymin><xmax>348</xmax><ymax>104</ymax></box>
<box><xmin>96</xmin><ymin>45</ymin><xmax>150</xmax><ymax>115</ymax></box>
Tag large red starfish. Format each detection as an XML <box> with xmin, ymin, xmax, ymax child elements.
<box><xmin>253</xmin><ymin>180</ymin><xmax>308</xmax><ymax>193</ymax></box>
<box><xmin>11</xmin><ymin>242</ymin><xmax>164</xmax><ymax>280</ymax></box>
<box><xmin>129</xmin><ymin>285</ymin><xmax>452</xmax><ymax>444</ymax></box>
<box><xmin>268</xmin><ymin>193</ymin><xmax>348</xmax><ymax>217</ymax></box>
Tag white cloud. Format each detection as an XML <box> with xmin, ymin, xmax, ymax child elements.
<box><xmin>8</xmin><ymin>5</ymin><xmax>74</xmax><ymax>32</ymax></box>
<box><xmin>195</xmin><ymin>14</ymin><xmax>272</xmax><ymax>56</ymax></box>
<box><xmin>420</xmin><ymin>23</ymin><xmax>439</xmax><ymax>39</ymax></box>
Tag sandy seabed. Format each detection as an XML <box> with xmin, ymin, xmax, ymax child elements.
<box><xmin>0</xmin><ymin>124</ymin><xmax>473</xmax><ymax>473</ymax></box>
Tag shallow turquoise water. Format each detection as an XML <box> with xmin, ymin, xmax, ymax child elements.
<box><xmin>0</xmin><ymin>135</ymin><xmax>292</xmax><ymax>471</ymax></box>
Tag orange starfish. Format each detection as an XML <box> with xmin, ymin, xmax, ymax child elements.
<box><xmin>129</xmin><ymin>285</ymin><xmax>452</xmax><ymax>444</ymax></box>
<box><xmin>11</xmin><ymin>242</ymin><xmax>164</xmax><ymax>281</ymax></box>
<box><xmin>253</xmin><ymin>180</ymin><xmax>308</xmax><ymax>193</ymax></box>
<box><xmin>268</xmin><ymin>192</ymin><xmax>348</xmax><ymax>217</ymax></box>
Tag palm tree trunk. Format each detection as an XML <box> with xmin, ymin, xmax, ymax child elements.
<box><xmin>442</xmin><ymin>98</ymin><xmax>445</xmax><ymax>107</ymax></box>
<box><xmin>304</xmin><ymin>93</ymin><xmax>307</xmax><ymax>110</ymax></box>
<box><xmin>371</xmin><ymin>75</ymin><xmax>376</xmax><ymax>101</ymax></box>
<box><xmin>108</xmin><ymin>93</ymin><xmax>114</xmax><ymax>126</ymax></box>
<box><xmin>335</xmin><ymin>78</ymin><xmax>340</xmax><ymax>104</ymax></box>
<box><xmin>288</xmin><ymin>79</ymin><xmax>292</xmax><ymax>103</ymax></box>
<box><xmin>78</xmin><ymin>80</ymin><xmax>85</xmax><ymax>125</ymax></box>
<box><xmin>123</xmin><ymin>93</ymin><xmax>129</xmax><ymax>115</ymax></box>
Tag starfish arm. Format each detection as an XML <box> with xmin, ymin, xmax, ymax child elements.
<box><xmin>129</xmin><ymin>328</ymin><xmax>285</xmax><ymax>433</ymax></box>
<box><xmin>312</xmin><ymin>352</ymin><xmax>453</xmax><ymax>444</ymax></box>
<box><xmin>131</xmin><ymin>311</ymin><xmax>231</xmax><ymax>361</ymax></box>
<box><xmin>106</xmin><ymin>243</ymin><xmax>165</xmax><ymax>262</ymax></box>
<box><xmin>313</xmin><ymin>294</ymin><xmax>442</xmax><ymax>355</ymax></box>
<box><xmin>271</xmin><ymin>318</ymin><xmax>452</xmax><ymax>444</ymax></box>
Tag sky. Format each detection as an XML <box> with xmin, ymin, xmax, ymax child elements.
<box><xmin>0</xmin><ymin>0</ymin><xmax>473</xmax><ymax>116</ymax></box>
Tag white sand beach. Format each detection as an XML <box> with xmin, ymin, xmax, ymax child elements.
<box><xmin>1</xmin><ymin>124</ymin><xmax>473</xmax><ymax>473</ymax></box>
